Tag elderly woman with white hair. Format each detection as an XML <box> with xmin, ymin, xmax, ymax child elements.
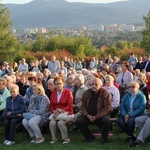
<box><xmin>71</xmin><ymin>74</ymin><xmax>88</xmax><ymax>119</ymax></box>
<box><xmin>45</xmin><ymin>78</ymin><xmax>55</xmax><ymax>98</ymax></box>
<box><xmin>64</xmin><ymin>74</ymin><xmax>75</xmax><ymax>90</ymax></box>
<box><xmin>3</xmin><ymin>84</ymin><xmax>25</xmax><ymax>146</ymax></box>
<box><xmin>82</xmin><ymin>68</ymin><xmax>89</xmax><ymax>76</ymax></box>
<box><xmin>118</xmin><ymin>81</ymin><xmax>147</xmax><ymax>142</ymax></box>
<box><xmin>5</xmin><ymin>76</ymin><xmax>14</xmax><ymax>88</ymax></box>
<box><xmin>103</xmin><ymin>75</ymin><xmax>120</xmax><ymax>118</ymax></box>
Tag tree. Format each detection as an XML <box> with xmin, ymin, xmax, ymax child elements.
<box><xmin>116</xmin><ymin>41</ymin><xmax>128</xmax><ymax>49</ymax></box>
<box><xmin>0</xmin><ymin>3</ymin><xmax>23</xmax><ymax>63</ymax></box>
<box><xmin>141</xmin><ymin>11</ymin><xmax>150</xmax><ymax>53</ymax></box>
<box><xmin>32</xmin><ymin>34</ymin><xmax>47</xmax><ymax>52</ymax></box>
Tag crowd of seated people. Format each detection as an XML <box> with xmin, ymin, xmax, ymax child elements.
<box><xmin>0</xmin><ymin>53</ymin><xmax>150</xmax><ymax>147</ymax></box>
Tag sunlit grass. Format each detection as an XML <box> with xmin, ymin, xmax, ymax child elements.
<box><xmin>0</xmin><ymin>122</ymin><xmax>150</xmax><ymax>150</ymax></box>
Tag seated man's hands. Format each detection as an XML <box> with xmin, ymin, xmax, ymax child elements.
<box><xmin>87</xmin><ymin>115</ymin><xmax>96</xmax><ymax>122</ymax></box>
<box><xmin>90</xmin><ymin>116</ymin><xmax>96</xmax><ymax>122</ymax></box>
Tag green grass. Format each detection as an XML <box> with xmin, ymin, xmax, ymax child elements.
<box><xmin>0</xmin><ymin>123</ymin><xmax>150</xmax><ymax>150</ymax></box>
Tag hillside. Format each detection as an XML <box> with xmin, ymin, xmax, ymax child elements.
<box><xmin>6</xmin><ymin>0</ymin><xmax>150</xmax><ymax>28</ymax></box>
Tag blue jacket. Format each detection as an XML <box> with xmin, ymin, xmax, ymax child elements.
<box><xmin>5</xmin><ymin>94</ymin><xmax>26</xmax><ymax>115</ymax></box>
<box><xmin>120</xmin><ymin>90</ymin><xmax>146</xmax><ymax>117</ymax></box>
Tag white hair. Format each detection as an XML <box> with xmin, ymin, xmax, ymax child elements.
<box><xmin>9</xmin><ymin>84</ymin><xmax>19</xmax><ymax>93</ymax></box>
<box><xmin>47</xmin><ymin>78</ymin><xmax>54</xmax><ymax>84</ymax></box>
<box><xmin>85</xmin><ymin>74</ymin><xmax>95</xmax><ymax>81</ymax></box>
<box><xmin>75</xmin><ymin>74</ymin><xmax>85</xmax><ymax>84</ymax></box>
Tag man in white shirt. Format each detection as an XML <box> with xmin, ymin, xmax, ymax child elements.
<box><xmin>18</xmin><ymin>58</ymin><xmax>28</xmax><ymax>72</ymax></box>
<box><xmin>48</xmin><ymin>55</ymin><xmax>60</xmax><ymax>74</ymax></box>
<box><xmin>89</xmin><ymin>57</ymin><xmax>97</xmax><ymax>70</ymax></box>
<box><xmin>116</xmin><ymin>61</ymin><xmax>133</xmax><ymax>99</ymax></box>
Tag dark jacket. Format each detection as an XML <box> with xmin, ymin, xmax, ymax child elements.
<box><xmin>42</xmin><ymin>75</ymin><xmax>51</xmax><ymax>91</ymax></box>
<box><xmin>81</xmin><ymin>88</ymin><xmax>112</xmax><ymax>120</ymax></box>
<box><xmin>5</xmin><ymin>94</ymin><xmax>26</xmax><ymax>115</ymax></box>
<box><xmin>16</xmin><ymin>82</ymin><xmax>29</xmax><ymax>96</ymax></box>
<box><xmin>143</xmin><ymin>61</ymin><xmax>150</xmax><ymax>72</ymax></box>
<box><xmin>134</xmin><ymin>62</ymin><xmax>143</xmax><ymax>71</ymax></box>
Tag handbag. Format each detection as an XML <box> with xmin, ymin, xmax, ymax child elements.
<box><xmin>49</xmin><ymin>112</ymin><xmax>68</xmax><ymax>121</ymax></box>
<box><xmin>23</xmin><ymin>112</ymin><xmax>36</xmax><ymax>120</ymax></box>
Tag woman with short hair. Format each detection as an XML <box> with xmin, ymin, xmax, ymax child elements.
<box><xmin>49</xmin><ymin>77</ymin><xmax>74</xmax><ymax>144</ymax></box>
<box><xmin>3</xmin><ymin>84</ymin><xmax>25</xmax><ymax>146</ymax></box>
<box><xmin>71</xmin><ymin>74</ymin><xmax>88</xmax><ymax>119</ymax></box>
<box><xmin>118</xmin><ymin>81</ymin><xmax>146</xmax><ymax>142</ymax></box>
<box><xmin>103</xmin><ymin>75</ymin><xmax>120</xmax><ymax>117</ymax></box>
<box><xmin>45</xmin><ymin>79</ymin><xmax>55</xmax><ymax>98</ymax></box>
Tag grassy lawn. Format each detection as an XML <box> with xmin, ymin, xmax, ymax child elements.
<box><xmin>0</xmin><ymin>122</ymin><xmax>150</xmax><ymax>150</ymax></box>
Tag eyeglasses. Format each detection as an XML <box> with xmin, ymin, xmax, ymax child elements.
<box><xmin>55</xmin><ymin>83</ymin><xmax>62</xmax><ymax>86</ymax></box>
<box><xmin>87</xmin><ymin>78</ymin><xmax>92</xmax><ymax>80</ymax></box>
<box><xmin>48</xmin><ymin>83</ymin><xmax>54</xmax><ymax>85</ymax></box>
<box><xmin>129</xmin><ymin>86</ymin><xmax>135</xmax><ymax>89</ymax></box>
<box><xmin>105</xmin><ymin>79</ymin><xmax>110</xmax><ymax>82</ymax></box>
<box><xmin>92</xmin><ymin>83</ymin><xmax>98</xmax><ymax>86</ymax></box>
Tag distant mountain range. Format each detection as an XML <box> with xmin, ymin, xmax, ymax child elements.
<box><xmin>6</xmin><ymin>0</ymin><xmax>150</xmax><ymax>28</ymax></box>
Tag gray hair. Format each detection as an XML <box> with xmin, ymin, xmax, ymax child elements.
<box><xmin>85</xmin><ymin>74</ymin><xmax>95</xmax><ymax>81</ymax></box>
<box><xmin>9</xmin><ymin>84</ymin><xmax>19</xmax><ymax>93</ymax></box>
<box><xmin>47</xmin><ymin>78</ymin><xmax>54</xmax><ymax>84</ymax></box>
<box><xmin>75</xmin><ymin>74</ymin><xmax>85</xmax><ymax>84</ymax></box>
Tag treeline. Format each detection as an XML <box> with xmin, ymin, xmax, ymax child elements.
<box><xmin>23</xmin><ymin>34</ymin><xmax>99</xmax><ymax>57</ymax></box>
<box><xmin>21</xmin><ymin>34</ymin><xmax>145</xmax><ymax>63</ymax></box>
<box><xmin>0</xmin><ymin>32</ymin><xmax>146</xmax><ymax>63</ymax></box>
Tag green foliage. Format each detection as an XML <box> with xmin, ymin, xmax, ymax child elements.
<box><xmin>0</xmin><ymin>3</ymin><xmax>24</xmax><ymax>63</ymax></box>
<box><xmin>116</xmin><ymin>41</ymin><xmax>128</xmax><ymax>49</ymax></box>
<box><xmin>133</xmin><ymin>41</ymin><xmax>141</xmax><ymax>48</ymax></box>
<box><xmin>23</xmin><ymin>32</ymin><xmax>144</xmax><ymax>61</ymax></box>
<box><xmin>141</xmin><ymin>11</ymin><xmax>150</xmax><ymax>53</ymax></box>
<box><xmin>93</xmin><ymin>31</ymin><xmax>142</xmax><ymax>47</ymax></box>
<box><xmin>23</xmin><ymin>40</ymin><xmax>33</xmax><ymax>51</ymax></box>
<box><xmin>24</xmin><ymin>34</ymin><xmax>99</xmax><ymax>57</ymax></box>
<box><xmin>102</xmin><ymin>46</ymin><xmax>118</xmax><ymax>56</ymax></box>
<box><xmin>32</xmin><ymin>34</ymin><xmax>47</xmax><ymax>52</ymax></box>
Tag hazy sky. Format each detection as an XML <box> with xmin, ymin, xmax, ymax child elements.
<box><xmin>2</xmin><ymin>0</ymin><xmax>128</xmax><ymax>4</ymax></box>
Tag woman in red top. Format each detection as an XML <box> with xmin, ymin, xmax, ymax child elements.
<box><xmin>49</xmin><ymin>77</ymin><xmax>73</xmax><ymax>144</ymax></box>
<box><xmin>146</xmin><ymin>72</ymin><xmax>150</xmax><ymax>92</ymax></box>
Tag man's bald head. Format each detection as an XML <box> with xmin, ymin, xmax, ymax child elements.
<box><xmin>91</xmin><ymin>78</ymin><xmax>103</xmax><ymax>93</ymax></box>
